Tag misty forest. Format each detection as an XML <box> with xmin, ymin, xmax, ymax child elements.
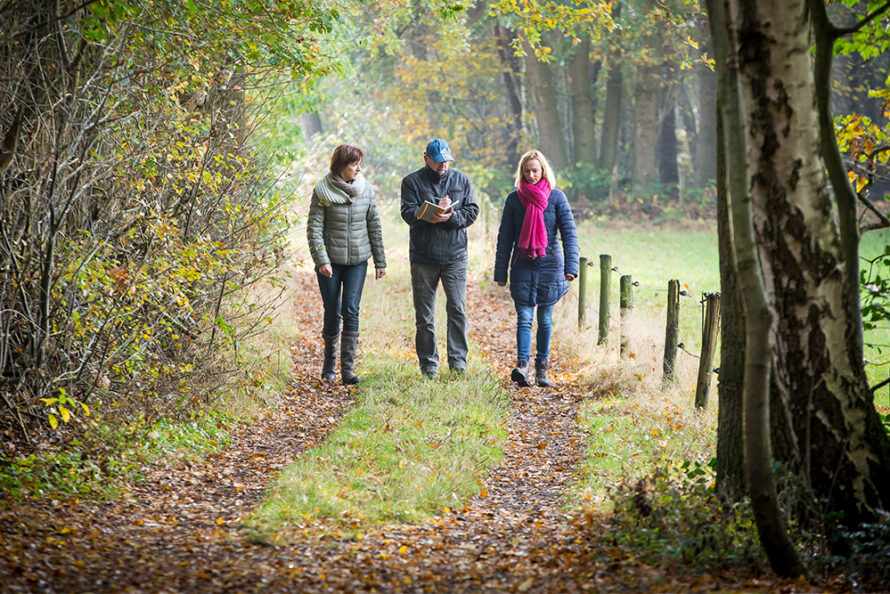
<box><xmin>2</xmin><ymin>0</ymin><xmax>890</xmax><ymax>591</ymax></box>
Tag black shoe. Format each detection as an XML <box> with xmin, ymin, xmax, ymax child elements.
<box><xmin>511</xmin><ymin>360</ymin><xmax>530</xmax><ymax>387</ymax></box>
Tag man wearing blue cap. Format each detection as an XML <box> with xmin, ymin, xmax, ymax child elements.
<box><xmin>400</xmin><ymin>138</ymin><xmax>480</xmax><ymax>377</ymax></box>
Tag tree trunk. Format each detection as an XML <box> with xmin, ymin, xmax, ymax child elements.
<box><xmin>656</xmin><ymin>79</ymin><xmax>679</xmax><ymax>198</ymax></box>
<box><xmin>714</xmin><ymin>81</ymin><xmax>746</xmax><ymax>501</ymax></box>
<box><xmin>523</xmin><ymin>41</ymin><xmax>569</xmax><ymax>171</ymax></box>
<box><xmin>695</xmin><ymin>58</ymin><xmax>718</xmax><ymax>188</ymax></box>
<box><xmin>716</xmin><ymin>0</ymin><xmax>808</xmax><ymax>577</ymax></box>
<box><xmin>735</xmin><ymin>0</ymin><xmax>890</xmax><ymax>528</ymax></box>
<box><xmin>633</xmin><ymin>64</ymin><xmax>659</xmax><ymax>192</ymax></box>
<box><xmin>300</xmin><ymin>113</ymin><xmax>323</xmax><ymax>139</ymax></box>
<box><xmin>569</xmin><ymin>34</ymin><xmax>597</xmax><ymax>166</ymax></box>
<box><xmin>495</xmin><ymin>24</ymin><xmax>524</xmax><ymax>169</ymax></box>
<box><xmin>598</xmin><ymin>59</ymin><xmax>623</xmax><ymax>177</ymax></box>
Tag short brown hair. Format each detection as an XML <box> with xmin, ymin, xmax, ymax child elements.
<box><xmin>330</xmin><ymin>144</ymin><xmax>364</xmax><ymax>176</ymax></box>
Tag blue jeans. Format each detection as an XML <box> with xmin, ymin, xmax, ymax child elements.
<box><xmin>317</xmin><ymin>262</ymin><xmax>368</xmax><ymax>335</ymax></box>
<box><xmin>516</xmin><ymin>303</ymin><xmax>554</xmax><ymax>363</ymax></box>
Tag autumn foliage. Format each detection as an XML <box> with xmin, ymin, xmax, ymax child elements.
<box><xmin>0</xmin><ymin>1</ymin><xmax>333</xmax><ymax>437</ymax></box>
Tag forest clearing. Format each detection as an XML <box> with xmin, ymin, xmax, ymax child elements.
<box><xmin>3</xmin><ymin>0</ymin><xmax>890</xmax><ymax>591</ymax></box>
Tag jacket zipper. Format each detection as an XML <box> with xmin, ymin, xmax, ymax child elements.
<box><xmin>346</xmin><ymin>200</ymin><xmax>352</xmax><ymax>264</ymax></box>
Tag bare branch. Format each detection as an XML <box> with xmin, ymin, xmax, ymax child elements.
<box><xmin>858</xmin><ymin>192</ymin><xmax>890</xmax><ymax>230</ymax></box>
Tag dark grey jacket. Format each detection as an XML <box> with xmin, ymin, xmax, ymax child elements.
<box><xmin>400</xmin><ymin>166</ymin><xmax>479</xmax><ymax>264</ymax></box>
<box><xmin>306</xmin><ymin>174</ymin><xmax>386</xmax><ymax>269</ymax></box>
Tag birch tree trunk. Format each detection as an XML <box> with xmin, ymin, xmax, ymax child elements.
<box><xmin>733</xmin><ymin>0</ymin><xmax>890</xmax><ymax>527</ymax></box>
<box><xmin>711</xmin><ymin>0</ymin><xmax>806</xmax><ymax>576</ymax></box>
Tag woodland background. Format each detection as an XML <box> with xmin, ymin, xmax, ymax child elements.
<box><xmin>2</xmin><ymin>0</ymin><xmax>890</xmax><ymax>587</ymax></box>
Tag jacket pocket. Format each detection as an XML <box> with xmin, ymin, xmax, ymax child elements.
<box><xmin>548</xmin><ymin>246</ymin><xmax>563</xmax><ymax>268</ymax></box>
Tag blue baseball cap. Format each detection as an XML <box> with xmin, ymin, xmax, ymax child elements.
<box><xmin>424</xmin><ymin>138</ymin><xmax>454</xmax><ymax>163</ymax></box>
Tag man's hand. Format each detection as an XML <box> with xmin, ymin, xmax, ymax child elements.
<box><xmin>497</xmin><ymin>282</ymin><xmax>506</xmax><ymax>287</ymax></box>
<box><xmin>432</xmin><ymin>195</ymin><xmax>453</xmax><ymax>224</ymax></box>
<box><xmin>319</xmin><ymin>264</ymin><xmax>333</xmax><ymax>277</ymax></box>
<box><xmin>375</xmin><ymin>268</ymin><xmax>386</xmax><ymax>280</ymax></box>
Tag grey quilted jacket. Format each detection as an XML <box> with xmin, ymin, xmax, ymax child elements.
<box><xmin>306</xmin><ymin>173</ymin><xmax>386</xmax><ymax>269</ymax></box>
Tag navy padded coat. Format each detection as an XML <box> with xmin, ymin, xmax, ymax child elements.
<box><xmin>493</xmin><ymin>188</ymin><xmax>580</xmax><ymax>307</ymax></box>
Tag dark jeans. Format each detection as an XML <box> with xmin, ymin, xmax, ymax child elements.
<box><xmin>317</xmin><ymin>262</ymin><xmax>368</xmax><ymax>336</ymax></box>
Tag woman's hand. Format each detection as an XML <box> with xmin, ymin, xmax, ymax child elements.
<box><xmin>375</xmin><ymin>268</ymin><xmax>386</xmax><ymax>280</ymax></box>
<box><xmin>565</xmin><ymin>274</ymin><xmax>576</xmax><ymax>281</ymax></box>
<box><xmin>319</xmin><ymin>264</ymin><xmax>333</xmax><ymax>278</ymax></box>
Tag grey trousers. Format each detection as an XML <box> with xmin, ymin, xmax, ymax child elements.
<box><xmin>410</xmin><ymin>260</ymin><xmax>469</xmax><ymax>372</ymax></box>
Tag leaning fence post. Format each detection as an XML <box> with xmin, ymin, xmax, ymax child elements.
<box><xmin>578</xmin><ymin>256</ymin><xmax>588</xmax><ymax>330</ymax></box>
<box><xmin>598</xmin><ymin>254</ymin><xmax>611</xmax><ymax>345</ymax></box>
<box><xmin>620</xmin><ymin>274</ymin><xmax>633</xmax><ymax>358</ymax></box>
<box><xmin>663</xmin><ymin>279</ymin><xmax>680</xmax><ymax>387</ymax></box>
<box><xmin>694</xmin><ymin>292</ymin><xmax>721</xmax><ymax>409</ymax></box>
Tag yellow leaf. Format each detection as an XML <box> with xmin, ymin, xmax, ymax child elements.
<box><xmin>442</xmin><ymin>506</ymin><xmax>451</xmax><ymax>514</ymax></box>
<box><xmin>59</xmin><ymin>406</ymin><xmax>71</xmax><ymax>423</ymax></box>
<box><xmin>81</xmin><ymin>402</ymin><xmax>90</xmax><ymax>416</ymax></box>
<box><xmin>216</xmin><ymin>518</ymin><xmax>225</xmax><ymax>525</ymax></box>
<box><xmin>48</xmin><ymin>414</ymin><xmax>58</xmax><ymax>429</ymax></box>
<box><xmin>399</xmin><ymin>545</ymin><xmax>408</xmax><ymax>554</ymax></box>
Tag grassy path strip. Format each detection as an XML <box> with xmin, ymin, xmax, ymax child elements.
<box><xmin>249</xmin><ymin>352</ymin><xmax>508</xmax><ymax>537</ymax></box>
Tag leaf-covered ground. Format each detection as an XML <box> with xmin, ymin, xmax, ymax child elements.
<box><xmin>0</xmin><ymin>272</ymin><xmax>841</xmax><ymax>592</ymax></box>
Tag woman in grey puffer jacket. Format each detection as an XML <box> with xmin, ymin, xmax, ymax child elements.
<box><xmin>306</xmin><ymin>144</ymin><xmax>386</xmax><ymax>384</ymax></box>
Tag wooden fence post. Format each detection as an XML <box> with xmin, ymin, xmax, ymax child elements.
<box><xmin>620</xmin><ymin>274</ymin><xmax>633</xmax><ymax>358</ymax></box>
<box><xmin>694</xmin><ymin>292</ymin><xmax>721</xmax><ymax>409</ymax></box>
<box><xmin>663</xmin><ymin>279</ymin><xmax>680</xmax><ymax>387</ymax></box>
<box><xmin>483</xmin><ymin>196</ymin><xmax>490</xmax><ymax>239</ymax></box>
<box><xmin>578</xmin><ymin>256</ymin><xmax>588</xmax><ymax>330</ymax></box>
<box><xmin>598</xmin><ymin>254</ymin><xmax>611</xmax><ymax>345</ymax></box>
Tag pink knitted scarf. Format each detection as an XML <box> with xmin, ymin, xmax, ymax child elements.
<box><xmin>517</xmin><ymin>177</ymin><xmax>551</xmax><ymax>259</ymax></box>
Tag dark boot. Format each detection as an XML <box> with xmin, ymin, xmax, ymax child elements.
<box><xmin>340</xmin><ymin>331</ymin><xmax>361</xmax><ymax>385</ymax></box>
<box><xmin>535</xmin><ymin>359</ymin><xmax>551</xmax><ymax>388</ymax></box>
<box><xmin>511</xmin><ymin>360</ymin><xmax>530</xmax><ymax>387</ymax></box>
<box><xmin>321</xmin><ymin>332</ymin><xmax>339</xmax><ymax>382</ymax></box>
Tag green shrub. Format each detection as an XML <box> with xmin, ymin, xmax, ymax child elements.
<box><xmin>606</xmin><ymin>460</ymin><xmax>766</xmax><ymax>573</ymax></box>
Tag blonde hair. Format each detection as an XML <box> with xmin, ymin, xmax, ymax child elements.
<box><xmin>514</xmin><ymin>150</ymin><xmax>556</xmax><ymax>188</ymax></box>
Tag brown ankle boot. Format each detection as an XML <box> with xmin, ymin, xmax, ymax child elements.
<box><xmin>535</xmin><ymin>359</ymin><xmax>550</xmax><ymax>388</ymax></box>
